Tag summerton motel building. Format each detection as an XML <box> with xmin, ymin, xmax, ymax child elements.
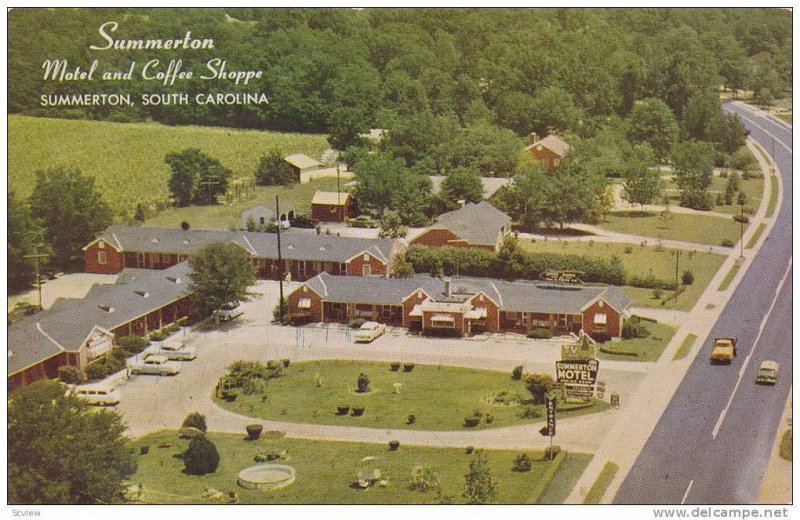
<box><xmin>83</xmin><ymin>225</ymin><xmax>401</xmax><ymax>281</ymax></box>
<box><xmin>8</xmin><ymin>263</ymin><xmax>192</xmax><ymax>391</ymax></box>
<box><xmin>286</xmin><ymin>272</ymin><xmax>633</xmax><ymax>340</ymax></box>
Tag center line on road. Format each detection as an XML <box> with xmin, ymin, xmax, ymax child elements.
<box><xmin>681</xmin><ymin>480</ymin><xmax>694</xmax><ymax>504</ymax></box>
<box><xmin>711</xmin><ymin>258</ymin><xmax>792</xmax><ymax>439</ymax></box>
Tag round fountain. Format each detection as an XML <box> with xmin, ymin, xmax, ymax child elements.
<box><xmin>237</xmin><ymin>464</ymin><xmax>296</xmax><ymax>490</ymax></box>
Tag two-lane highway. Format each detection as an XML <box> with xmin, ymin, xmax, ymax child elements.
<box><xmin>614</xmin><ymin>102</ymin><xmax>792</xmax><ymax>504</ymax></box>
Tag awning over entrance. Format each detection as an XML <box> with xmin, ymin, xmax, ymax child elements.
<box><xmin>430</xmin><ymin>314</ymin><xmax>456</xmax><ymax>324</ymax></box>
<box><xmin>464</xmin><ymin>307</ymin><xmax>487</xmax><ymax>320</ymax></box>
<box><xmin>409</xmin><ymin>304</ymin><xmax>423</xmax><ymax>317</ymax></box>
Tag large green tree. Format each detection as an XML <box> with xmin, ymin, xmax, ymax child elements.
<box><xmin>8</xmin><ymin>191</ymin><xmax>49</xmax><ymax>293</ymax></box>
<box><xmin>672</xmin><ymin>140</ymin><xmax>716</xmax><ymax>210</ymax></box>
<box><xmin>8</xmin><ymin>381</ymin><xmax>136</xmax><ymax>504</ymax></box>
<box><xmin>622</xmin><ymin>144</ymin><xmax>662</xmax><ymax>211</ymax></box>
<box><xmin>440</xmin><ymin>167</ymin><xmax>484</xmax><ymax>208</ymax></box>
<box><xmin>188</xmin><ymin>242</ymin><xmax>257</xmax><ymax>317</ymax></box>
<box><xmin>29</xmin><ymin>166</ymin><xmax>113</xmax><ymax>270</ymax></box>
<box><xmin>254</xmin><ymin>149</ymin><xmax>295</xmax><ymax>186</ymax></box>
<box><xmin>166</xmin><ymin>148</ymin><xmax>232</xmax><ymax>206</ymax></box>
<box><xmin>626</xmin><ymin>98</ymin><xmax>679</xmax><ymax>161</ymax></box>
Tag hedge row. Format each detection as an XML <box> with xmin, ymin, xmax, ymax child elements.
<box><xmin>529</xmin><ymin>450</ymin><xmax>568</xmax><ymax>504</ymax></box>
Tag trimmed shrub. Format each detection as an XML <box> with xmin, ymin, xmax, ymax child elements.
<box><xmin>527</xmin><ymin>328</ymin><xmax>553</xmax><ymax>339</ymax></box>
<box><xmin>721</xmin><ymin>238</ymin><xmax>735</xmax><ymax>247</ymax></box>
<box><xmin>281</xmin><ymin>358</ymin><xmax>290</xmax><ymax>368</ymax></box>
<box><xmin>511</xmin><ymin>365</ymin><xmax>524</xmax><ymax>380</ymax></box>
<box><xmin>543</xmin><ymin>445</ymin><xmax>562</xmax><ymax>460</ymax></box>
<box><xmin>356</xmin><ymin>373</ymin><xmax>370</xmax><ymax>393</ymax></box>
<box><xmin>403</xmin><ymin>363</ymin><xmax>415</xmax><ymax>372</ymax></box>
<box><xmin>246</xmin><ymin>424</ymin><xmax>263</xmax><ymax>441</ymax></box>
<box><xmin>465</xmin><ymin>446</ymin><xmax>474</xmax><ymax>454</ymax></box>
<box><xmin>182</xmin><ymin>412</ymin><xmax>208</xmax><ymax>433</ymax></box>
<box><xmin>58</xmin><ymin>366</ymin><xmax>83</xmax><ymax>385</ymax></box>
<box><xmin>682</xmin><ymin>270</ymin><xmax>695</xmax><ymax>285</ymax></box>
<box><xmin>221</xmin><ymin>390</ymin><xmax>238</xmax><ymax>402</ymax></box>
<box><xmin>409</xmin><ymin>465</ymin><xmax>441</xmax><ymax>492</ymax></box>
<box><xmin>337</xmin><ymin>405</ymin><xmax>350</xmax><ymax>416</ymax></box>
<box><xmin>116</xmin><ymin>335</ymin><xmax>150</xmax><ymax>354</ymax></box>
<box><xmin>349</xmin><ymin>318</ymin><xmax>367</xmax><ymax>329</ymax></box>
<box><xmin>517</xmin><ymin>405</ymin><xmax>542</xmax><ymax>419</ymax></box>
<box><xmin>149</xmin><ymin>329</ymin><xmax>168</xmax><ymax>342</ymax></box>
<box><xmin>513</xmin><ymin>453</ymin><xmax>532</xmax><ymax>472</ymax></box>
<box><xmin>407</xmin><ymin>414</ymin><xmax>416</xmax><ymax>425</ymax></box>
<box><xmin>464</xmin><ymin>417</ymin><xmax>480</xmax><ymax>427</ymax></box>
<box><xmin>485</xmin><ymin>413</ymin><xmax>494</xmax><ymax>424</ymax></box>
<box><xmin>622</xmin><ymin>316</ymin><xmax>651</xmax><ymax>340</ymax></box>
<box><xmin>266</xmin><ymin>360</ymin><xmax>280</xmax><ymax>370</ymax></box>
<box><xmin>140</xmin><ymin>445</ymin><xmax>150</xmax><ymax>455</ymax></box>
<box><xmin>183</xmin><ymin>436</ymin><xmax>220</xmax><ymax>476</ymax></box>
<box><xmin>390</xmin><ymin>362</ymin><xmax>401</xmax><ymax>371</ymax></box>
<box><xmin>352</xmin><ymin>406</ymin><xmax>365</xmax><ymax>417</ymax></box>
<box><xmin>389</xmin><ymin>440</ymin><xmax>400</xmax><ymax>451</ymax></box>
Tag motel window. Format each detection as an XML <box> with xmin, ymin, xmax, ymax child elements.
<box><xmin>97</xmin><ymin>251</ymin><xmax>107</xmax><ymax>265</ymax></box>
<box><xmin>298</xmin><ymin>298</ymin><xmax>312</xmax><ymax>309</ymax></box>
<box><xmin>594</xmin><ymin>313</ymin><xmax>607</xmax><ymax>325</ymax></box>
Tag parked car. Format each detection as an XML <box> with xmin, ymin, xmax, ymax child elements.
<box><xmin>214</xmin><ymin>301</ymin><xmax>243</xmax><ymax>321</ymax></box>
<box><xmin>347</xmin><ymin>215</ymin><xmax>379</xmax><ymax>229</ymax></box>
<box><xmin>755</xmin><ymin>360</ymin><xmax>779</xmax><ymax>385</ymax></box>
<box><xmin>354</xmin><ymin>321</ymin><xmax>386</xmax><ymax>343</ymax></box>
<box><xmin>128</xmin><ymin>355</ymin><xmax>180</xmax><ymax>376</ymax></box>
<box><xmin>69</xmin><ymin>384</ymin><xmax>121</xmax><ymax>406</ymax></box>
<box><xmin>145</xmin><ymin>342</ymin><xmax>197</xmax><ymax>361</ymax></box>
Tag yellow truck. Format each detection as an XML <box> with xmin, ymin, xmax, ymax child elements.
<box><xmin>710</xmin><ymin>337</ymin><xmax>738</xmax><ymax>364</ymax></box>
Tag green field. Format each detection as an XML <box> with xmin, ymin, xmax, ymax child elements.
<box><xmin>144</xmin><ymin>178</ymin><xmax>343</xmax><ymax>230</ymax></box>
<box><xmin>129</xmin><ymin>430</ymin><xmax>575</xmax><ymax>504</ymax></box>
<box><xmin>215</xmin><ymin>360</ymin><xmax>608</xmax><ymax>431</ymax></box>
<box><xmin>595</xmin><ymin>321</ymin><xmax>676</xmax><ymax>362</ymax></box>
<box><xmin>596</xmin><ymin>211</ymin><xmax>741</xmax><ymax>246</ymax></box>
<box><xmin>519</xmin><ymin>239</ymin><xmax>727</xmax><ymax>311</ymax></box>
<box><xmin>8</xmin><ymin>115</ymin><xmax>329</xmax><ymax>219</ymax></box>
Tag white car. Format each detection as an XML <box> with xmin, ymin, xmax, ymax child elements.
<box><xmin>145</xmin><ymin>342</ymin><xmax>197</xmax><ymax>361</ymax></box>
<box><xmin>354</xmin><ymin>321</ymin><xmax>386</xmax><ymax>343</ymax></box>
<box><xmin>214</xmin><ymin>301</ymin><xmax>243</xmax><ymax>321</ymax></box>
<box><xmin>69</xmin><ymin>384</ymin><xmax>121</xmax><ymax>406</ymax></box>
<box><xmin>128</xmin><ymin>355</ymin><xmax>180</xmax><ymax>376</ymax></box>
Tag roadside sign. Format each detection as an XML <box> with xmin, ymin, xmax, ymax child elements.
<box><xmin>546</xmin><ymin>396</ymin><xmax>556</xmax><ymax>436</ymax></box>
<box><xmin>561</xmin><ymin>343</ymin><xmax>595</xmax><ymax>361</ymax></box>
<box><xmin>555</xmin><ymin>359</ymin><xmax>599</xmax><ymax>385</ymax></box>
<box><xmin>596</xmin><ymin>380</ymin><xmax>606</xmax><ymax>399</ymax></box>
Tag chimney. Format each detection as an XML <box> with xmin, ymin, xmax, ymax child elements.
<box><xmin>530</xmin><ymin>132</ymin><xmax>539</xmax><ymax>145</ymax></box>
<box><xmin>444</xmin><ymin>277</ymin><xmax>451</xmax><ymax>298</ymax></box>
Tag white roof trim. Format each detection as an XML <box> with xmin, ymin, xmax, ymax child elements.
<box><xmin>36</xmin><ymin>322</ymin><xmax>65</xmax><ymax>351</ymax></box>
<box><xmin>490</xmin><ymin>283</ymin><xmax>503</xmax><ymax>307</ymax></box>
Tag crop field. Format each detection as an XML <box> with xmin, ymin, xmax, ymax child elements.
<box><xmin>8</xmin><ymin>115</ymin><xmax>329</xmax><ymax>218</ymax></box>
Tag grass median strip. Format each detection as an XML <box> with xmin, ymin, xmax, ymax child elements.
<box><xmin>672</xmin><ymin>333</ymin><xmax>697</xmax><ymax>361</ymax></box>
<box><xmin>582</xmin><ymin>461</ymin><xmax>619</xmax><ymax>504</ymax></box>
<box><xmin>766</xmin><ymin>176</ymin><xmax>779</xmax><ymax>218</ymax></box>
<box><xmin>718</xmin><ymin>263</ymin><xmax>742</xmax><ymax>291</ymax></box>
<box><xmin>746</xmin><ymin>223</ymin><xmax>766</xmax><ymax>249</ymax></box>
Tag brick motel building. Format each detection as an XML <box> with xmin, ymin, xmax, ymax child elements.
<box><xmin>8</xmin><ymin>263</ymin><xmax>192</xmax><ymax>391</ymax></box>
<box><xmin>83</xmin><ymin>225</ymin><xmax>400</xmax><ymax>281</ymax></box>
<box><xmin>286</xmin><ymin>272</ymin><xmax>632</xmax><ymax>341</ymax></box>
<box><xmin>411</xmin><ymin>201</ymin><xmax>512</xmax><ymax>251</ymax></box>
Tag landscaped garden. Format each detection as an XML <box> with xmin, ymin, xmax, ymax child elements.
<box><xmin>595</xmin><ymin>319</ymin><xmax>677</xmax><ymax>362</ymax></box>
<box><xmin>129</xmin><ymin>429</ymin><xmax>581</xmax><ymax>504</ymax></box>
<box><xmin>213</xmin><ymin>360</ymin><xmax>608</xmax><ymax>431</ymax></box>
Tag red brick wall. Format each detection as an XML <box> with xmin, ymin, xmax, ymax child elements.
<box><xmin>347</xmin><ymin>252</ymin><xmax>386</xmax><ymax>277</ymax></box>
<box><xmin>84</xmin><ymin>241</ymin><xmax>124</xmax><ymax>274</ymax></box>
<box><xmin>582</xmin><ymin>299</ymin><xmax>621</xmax><ymax>339</ymax></box>
<box><xmin>469</xmin><ymin>293</ymin><xmax>500</xmax><ymax>332</ymax></box>
<box><xmin>402</xmin><ymin>290</ymin><xmax>427</xmax><ymax>326</ymax></box>
<box><xmin>286</xmin><ymin>285</ymin><xmax>323</xmax><ymax>322</ymax></box>
<box><xmin>529</xmin><ymin>146</ymin><xmax>562</xmax><ymax>171</ymax></box>
<box><xmin>422</xmin><ymin>311</ymin><xmax>464</xmax><ymax>334</ymax></box>
<box><xmin>312</xmin><ymin>201</ymin><xmax>350</xmax><ymax>222</ymax></box>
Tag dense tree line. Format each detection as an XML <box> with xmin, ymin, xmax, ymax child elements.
<box><xmin>9</xmin><ymin>8</ymin><xmax>791</xmax><ymax>132</ymax></box>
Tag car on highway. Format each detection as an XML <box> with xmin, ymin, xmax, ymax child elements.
<box><xmin>69</xmin><ymin>384</ymin><xmax>121</xmax><ymax>406</ymax></box>
<box><xmin>214</xmin><ymin>301</ymin><xmax>243</xmax><ymax>321</ymax></box>
<box><xmin>755</xmin><ymin>360</ymin><xmax>779</xmax><ymax>385</ymax></box>
<box><xmin>145</xmin><ymin>342</ymin><xmax>197</xmax><ymax>361</ymax></box>
<box><xmin>353</xmin><ymin>321</ymin><xmax>386</xmax><ymax>343</ymax></box>
<box><xmin>710</xmin><ymin>337</ymin><xmax>737</xmax><ymax>364</ymax></box>
<box><xmin>128</xmin><ymin>355</ymin><xmax>180</xmax><ymax>376</ymax></box>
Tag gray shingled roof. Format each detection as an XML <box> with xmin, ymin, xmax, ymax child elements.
<box><xmin>90</xmin><ymin>226</ymin><xmax>397</xmax><ymax>264</ymax></box>
<box><xmin>8</xmin><ymin>263</ymin><xmax>192</xmax><ymax>376</ymax></box>
<box><xmin>431</xmin><ymin>201</ymin><xmax>512</xmax><ymax>247</ymax></box>
<box><xmin>299</xmin><ymin>273</ymin><xmax>633</xmax><ymax>315</ymax></box>
<box><xmin>525</xmin><ymin>134</ymin><xmax>571</xmax><ymax>157</ymax></box>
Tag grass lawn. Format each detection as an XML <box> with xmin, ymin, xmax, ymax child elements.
<box><xmin>538</xmin><ymin>453</ymin><xmax>594</xmax><ymax>504</ymax></box>
<box><xmin>129</xmin><ymin>430</ymin><xmax>577</xmax><ymax>504</ymax></box>
<box><xmin>214</xmin><ymin>361</ymin><xmax>608</xmax><ymax>431</ymax></box>
<box><xmin>596</xmin><ymin>211</ymin><xmax>742</xmax><ymax>246</ymax></box>
<box><xmin>709</xmin><ymin>176</ymin><xmax>764</xmax><ymax>216</ymax></box>
<box><xmin>672</xmin><ymin>333</ymin><xmax>697</xmax><ymax>361</ymax></box>
<box><xmin>8</xmin><ymin>115</ymin><xmax>329</xmax><ymax>219</ymax></box>
<box><xmin>595</xmin><ymin>321</ymin><xmax>676</xmax><ymax>362</ymax></box>
<box><xmin>779</xmin><ymin>429</ymin><xmax>792</xmax><ymax>461</ymax></box>
<box><xmin>143</xmin><ymin>178</ymin><xmax>343</xmax><ymax>230</ymax></box>
<box><xmin>718</xmin><ymin>263</ymin><xmax>742</xmax><ymax>291</ymax></box>
<box><xmin>582</xmin><ymin>461</ymin><xmax>619</xmax><ymax>504</ymax></box>
<box><xmin>766</xmin><ymin>176</ymin><xmax>779</xmax><ymax>218</ymax></box>
<box><xmin>774</xmin><ymin>113</ymin><xmax>792</xmax><ymax>124</ymax></box>
<box><xmin>747</xmin><ymin>223</ymin><xmax>767</xmax><ymax>249</ymax></box>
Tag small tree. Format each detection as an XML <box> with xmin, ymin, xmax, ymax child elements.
<box><xmin>511</xmin><ymin>365</ymin><xmax>524</xmax><ymax>381</ymax></box>
<box><xmin>356</xmin><ymin>373</ymin><xmax>370</xmax><ymax>393</ymax></box>
<box><xmin>463</xmin><ymin>450</ymin><xmax>499</xmax><ymax>504</ymax></box>
<box><xmin>189</xmin><ymin>242</ymin><xmax>256</xmax><ymax>318</ymax></box>
<box><xmin>165</xmin><ymin>148</ymin><xmax>231</xmax><ymax>206</ymax></box>
<box><xmin>182</xmin><ymin>412</ymin><xmax>208</xmax><ymax>433</ymax></box>
<box><xmin>409</xmin><ymin>465</ymin><xmax>441</xmax><ymax>492</ymax></box>
<box><xmin>254</xmin><ymin>149</ymin><xmax>295</xmax><ymax>186</ymax></box>
<box><xmin>379</xmin><ymin>209</ymin><xmax>408</xmax><ymax>238</ymax></box>
<box><xmin>682</xmin><ymin>270</ymin><xmax>695</xmax><ymax>286</ymax></box>
<box><xmin>183</xmin><ymin>436</ymin><xmax>220</xmax><ymax>476</ymax></box>
<box><xmin>523</xmin><ymin>373</ymin><xmax>556</xmax><ymax>405</ymax></box>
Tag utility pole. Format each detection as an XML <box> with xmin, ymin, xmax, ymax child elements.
<box><xmin>199</xmin><ymin>176</ymin><xmax>220</xmax><ymax>205</ymax></box>
<box><xmin>673</xmin><ymin>250</ymin><xmax>681</xmax><ymax>302</ymax></box>
<box><xmin>336</xmin><ymin>165</ymin><xmax>342</xmax><ymax>222</ymax></box>
<box><xmin>24</xmin><ymin>241</ymin><xmax>49</xmax><ymax>310</ymax></box>
<box><xmin>276</xmin><ymin>195</ymin><xmax>285</xmax><ymax>324</ymax></box>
